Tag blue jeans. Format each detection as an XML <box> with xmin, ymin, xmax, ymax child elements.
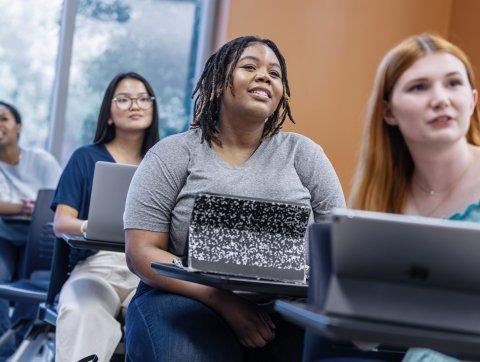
<box><xmin>0</xmin><ymin>237</ymin><xmax>22</xmax><ymax>359</ymax></box>
<box><xmin>126</xmin><ymin>284</ymin><xmax>305</xmax><ymax>361</ymax></box>
<box><xmin>0</xmin><ymin>237</ymin><xmax>38</xmax><ymax>361</ymax></box>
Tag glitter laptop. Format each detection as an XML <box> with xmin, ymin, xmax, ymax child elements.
<box><xmin>186</xmin><ymin>193</ymin><xmax>311</xmax><ymax>283</ymax></box>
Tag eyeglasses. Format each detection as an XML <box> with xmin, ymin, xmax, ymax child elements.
<box><xmin>112</xmin><ymin>95</ymin><xmax>155</xmax><ymax>110</ymax></box>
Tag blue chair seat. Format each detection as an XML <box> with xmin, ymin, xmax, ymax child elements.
<box><xmin>0</xmin><ymin>190</ymin><xmax>55</xmax><ymax>306</ymax></box>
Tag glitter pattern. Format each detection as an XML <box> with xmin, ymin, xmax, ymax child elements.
<box><xmin>188</xmin><ymin>194</ymin><xmax>310</xmax><ymax>282</ymax></box>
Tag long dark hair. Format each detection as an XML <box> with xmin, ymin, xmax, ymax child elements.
<box><xmin>93</xmin><ymin>72</ymin><xmax>160</xmax><ymax>156</ymax></box>
<box><xmin>0</xmin><ymin>101</ymin><xmax>21</xmax><ymax>124</ymax></box>
<box><xmin>191</xmin><ymin>35</ymin><xmax>294</xmax><ymax>146</ymax></box>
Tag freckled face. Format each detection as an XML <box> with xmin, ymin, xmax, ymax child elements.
<box><xmin>221</xmin><ymin>43</ymin><xmax>284</xmax><ymax>122</ymax></box>
<box><xmin>385</xmin><ymin>52</ymin><xmax>477</xmax><ymax>147</ymax></box>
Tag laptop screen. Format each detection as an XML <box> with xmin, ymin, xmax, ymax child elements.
<box><xmin>86</xmin><ymin>162</ymin><xmax>137</xmax><ymax>243</ymax></box>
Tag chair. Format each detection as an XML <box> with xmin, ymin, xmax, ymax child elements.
<box><xmin>38</xmin><ymin>237</ymin><xmax>126</xmax><ymax>361</ymax></box>
<box><xmin>0</xmin><ymin>189</ymin><xmax>56</xmax><ymax>360</ymax></box>
<box><xmin>0</xmin><ymin>189</ymin><xmax>56</xmax><ymax>302</ymax></box>
<box><xmin>302</xmin><ymin>222</ymin><xmax>405</xmax><ymax>361</ymax></box>
<box><xmin>38</xmin><ymin>235</ymin><xmax>69</xmax><ymax>327</ymax></box>
<box><xmin>16</xmin><ymin>235</ymin><xmax>71</xmax><ymax>361</ymax></box>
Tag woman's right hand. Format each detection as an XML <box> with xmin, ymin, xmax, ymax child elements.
<box><xmin>125</xmin><ymin>229</ymin><xmax>276</xmax><ymax>348</ymax></box>
<box><xmin>80</xmin><ymin>220</ymin><xmax>88</xmax><ymax>236</ymax></box>
<box><xmin>216</xmin><ymin>292</ymin><xmax>276</xmax><ymax>349</ymax></box>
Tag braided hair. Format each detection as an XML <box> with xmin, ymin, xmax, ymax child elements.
<box><xmin>191</xmin><ymin>36</ymin><xmax>294</xmax><ymax>146</ymax></box>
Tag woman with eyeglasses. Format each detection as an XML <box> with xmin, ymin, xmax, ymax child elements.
<box><xmin>51</xmin><ymin>72</ymin><xmax>159</xmax><ymax>362</ymax></box>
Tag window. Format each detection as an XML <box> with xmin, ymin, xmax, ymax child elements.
<box><xmin>60</xmin><ymin>0</ymin><xmax>204</xmax><ymax>163</ymax></box>
<box><xmin>0</xmin><ymin>0</ymin><xmax>62</xmax><ymax>148</ymax></box>
<box><xmin>0</xmin><ymin>0</ymin><xmax>215</xmax><ymax>163</ymax></box>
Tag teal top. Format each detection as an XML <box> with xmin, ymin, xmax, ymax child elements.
<box><xmin>404</xmin><ymin>201</ymin><xmax>480</xmax><ymax>362</ymax></box>
<box><xmin>448</xmin><ymin>200</ymin><xmax>480</xmax><ymax>222</ymax></box>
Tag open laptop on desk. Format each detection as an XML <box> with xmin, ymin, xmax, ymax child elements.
<box><xmin>275</xmin><ymin>216</ymin><xmax>480</xmax><ymax>357</ymax></box>
<box><xmin>277</xmin><ymin>209</ymin><xmax>480</xmax><ymax>358</ymax></box>
<box><xmin>63</xmin><ymin>162</ymin><xmax>136</xmax><ymax>251</ymax></box>
<box><xmin>325</xmin><ymin>208</ymin><xmax>480</xmax><ymax>336</ymax></box>
<box><xmin>152</xmin><ymin>193</ymin><xmax>310</xmax><ymax>297</ymax></box>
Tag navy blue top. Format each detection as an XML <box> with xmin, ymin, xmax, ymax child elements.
<box><xmin>51</xmin><ymin>144</ymin><xmax>115</xmax><ymax>266</ymax></box>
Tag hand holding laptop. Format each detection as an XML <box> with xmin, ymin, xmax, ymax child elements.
<box><xmin>152</xmin><ymin>193</ymin><xmax>310</xmax><ymax>296</ymax></box>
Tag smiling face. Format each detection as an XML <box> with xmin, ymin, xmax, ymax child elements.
<box><xmin>109</xmin><ymin>78</ymin><xmax>154</xmax><ymax>134</ymax></box>
<box><xmin>220</xmin><ymin>42</ymin><xmax>284</xmax><ymax>123</ymax></box>
<box><xmin>385</xmin><ymin>52</ymin><xmax>478</xmax><ymax>147</ymax></box>
<box><xmin>0</xmin><ymin>106</ymin><xmax>20</xmax><ymax>148</ymax></box>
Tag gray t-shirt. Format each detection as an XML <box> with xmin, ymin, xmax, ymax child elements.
<box><xmin>124</xmin><ymin>128</ymin><xmax>345</xmax><ymax>257</ymax></box>
<box><xmin>0</xmin><ymin>147</ymin><xmax>62</xmax><ymax>242</ymax></box>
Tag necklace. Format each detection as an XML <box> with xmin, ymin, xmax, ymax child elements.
<box><xmin>411</xmin><ymin>159</ymin><xmax>473</xmax><ymax>216</ymax></box>
<box><xmin>412</xmin><ymin>160</ymin><xmax>473</xmax><ymax>196</ymax></box>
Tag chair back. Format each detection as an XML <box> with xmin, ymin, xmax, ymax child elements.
<box><xmin>19</xmin><ymin>189</ymin><xmax>56</xmax><ymax>279</ymax></box>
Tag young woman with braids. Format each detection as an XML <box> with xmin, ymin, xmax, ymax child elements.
<box><xmin>124</xmin><ymin>36</ymin><xmax>345</xmax><ymax>361</ymax></box>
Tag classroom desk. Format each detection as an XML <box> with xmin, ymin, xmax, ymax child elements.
<box><xmin>1</xmin><ymin>215</ymin><xmax>32</xmax><ymax>223</ymax></box>
<box><xmin>274</xmin><ymin>300</ymin><xmax>480</xmax><ymax>358</ymax></box>
<box><xmin>151</xmin><ymin>262</ymin><xmax>308</xmax><ymax>297</ymax></box>
<box><xmin>61</xmin><ymin>234</ymin><xmax>125</xmax><ymax>253</ymax></box>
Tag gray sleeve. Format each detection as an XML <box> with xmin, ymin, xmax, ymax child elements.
<box><xmin>294</xmin><ymin>137</ymin><xmax>346</xmax><ymax>222</ymax></box>
<box><xmin>124</xmin><ymin>136</ymin><xmax>189</xmax><ymax>232</ymax></box>
<box><xmin>30</xmin><ymin>149</ymin><xmax>62</xmax><ymax>190</ymax></box>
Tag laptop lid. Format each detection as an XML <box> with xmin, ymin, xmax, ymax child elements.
<box><xmin>187</xmin><ymin>193</ymin><xmax>310</xmax><ymax>283</ymax></box>
<box><xmin>328</xmin><ymin>208</ymin><xmax>480</xmax><ymax>292</ymax></box>
<box><xmin>323</xmin><ymin>208</ymin><xmax>480</xmax><ymax>334</ymax></box>
<box><xmin>86</xmin><ymin>162</ymin><xmax>137</xmax><ymax>243</ymax></box>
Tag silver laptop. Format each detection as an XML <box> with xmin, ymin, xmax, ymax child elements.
<box><xmin>86</xmin><ymin>161</ymin><xmax>137</xmax><ymax>243</ymax></box>
<box><xmin>187</xmin><ymin>193</ymin><xmax>311</xmax><ymax>283</ymax></box>
<box><xmin>324</xmin><ymin>208</ymin><xmax>480</xmax><ymax>335</ymax></box>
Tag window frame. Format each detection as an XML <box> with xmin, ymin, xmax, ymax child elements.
<box><xmin>47</xmin><ymin>0</ymin><xmax>219</xmax><ymax>162</ymax></box>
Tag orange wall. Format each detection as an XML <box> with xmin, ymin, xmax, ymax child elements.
<box><xmin>450</xmin><ymin>1</ymin><xmax>480</xmax><ymax>78</ymax></box>
<box><xmin>224</xmin><ymin>0</ymin><xmax>453</xmax><ymax>197</ymax></box>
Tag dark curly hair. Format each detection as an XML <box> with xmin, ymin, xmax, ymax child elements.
<box><xmin>0</xmin><ymin>101</ymin><xmax>21</xmax><ymax>124</ymax></box>
<box><xmin>191</xmin><ymin>35</ymin><xmax>294</xmax><ymax>145</ymax></box>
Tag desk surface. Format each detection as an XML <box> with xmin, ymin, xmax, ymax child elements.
<box><xmin>274</xmin><ymin>300</ymin><xmax>480</xmax><ymax>357</ymax></box>
<box><xmin>152</xmin><ymin>262</ymin><xmax>307</xmax><ymax>297</ymax></box>
<box><xmin>61</xmin><ymin>234</ymin><xmax>125</xmax><ymax>253</ymax></box>
<box><xmin>1</xmin><ymin>215</ymin><xmax>31</xmax><ymax>223</ymax></box>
